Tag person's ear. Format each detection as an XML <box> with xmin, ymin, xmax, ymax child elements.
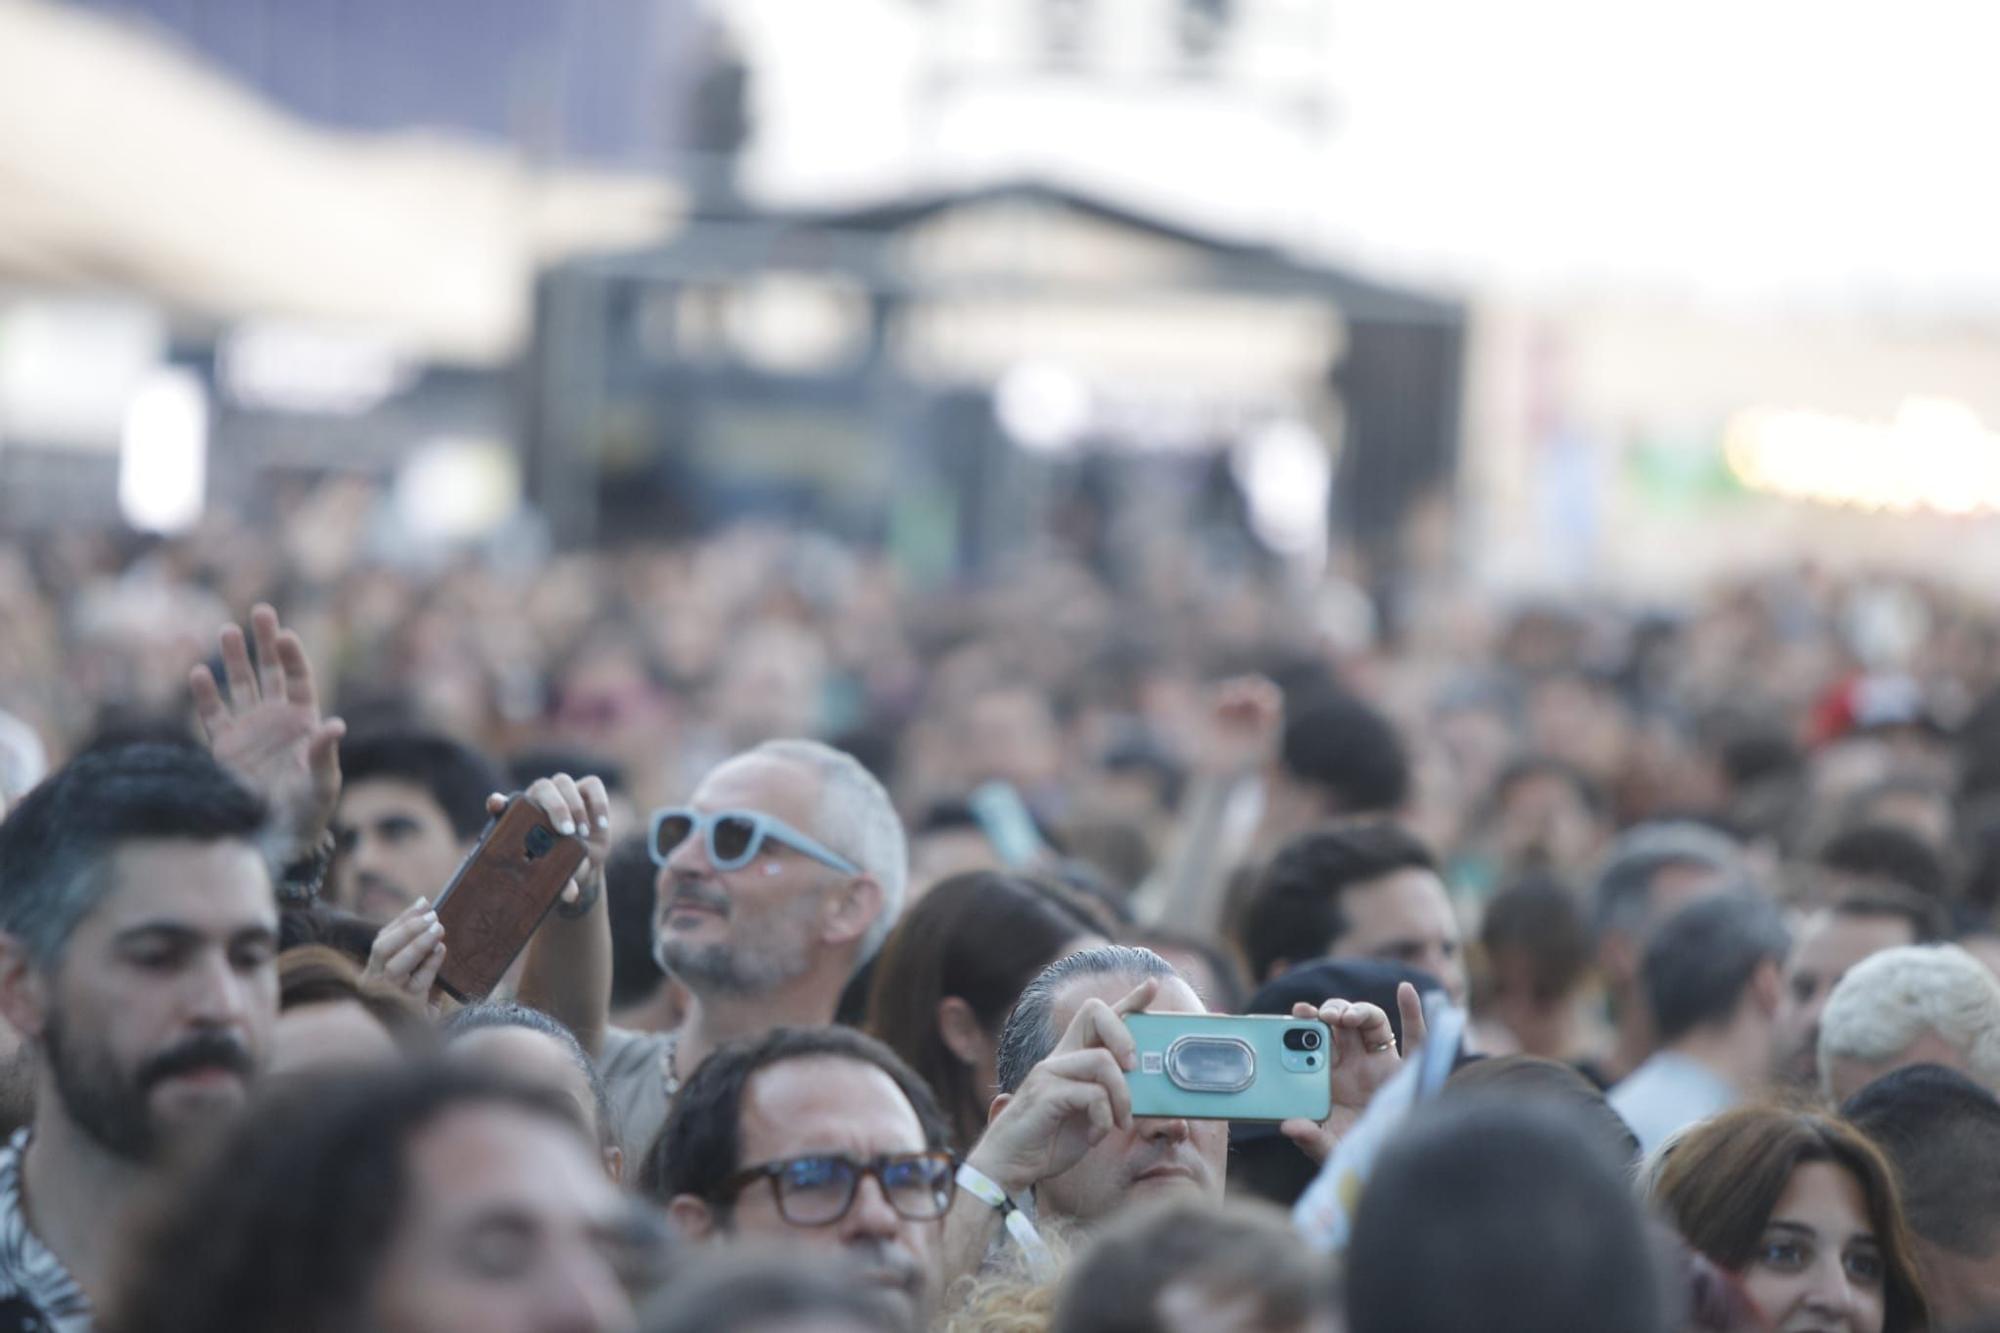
<box><xmin>937</xmin><ymin>996</ymin><xmax>987</xmax><ymax>1068</ymax></box>
<box><xmin>0</xmin><ymin>934</ymin><xmax>50</xmax><ymax>1044</ymax></box>
<box><xmin>666</xmin><ymin>1194</ymin><xmax>718</xmax><ymax>1240</ymax></box>
<box><xmin>821</xmin><ymin>876</ymin><xmax>885</xmax><ymax>949</ymax></box>
<box><xmin>603</xmin><ymin>1145</ymin><xmax>625</xmax><ymax>1185</ymax></box>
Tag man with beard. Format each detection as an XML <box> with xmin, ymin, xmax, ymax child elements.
<box><xmin>597</xmin><ymin>740</ymin><xmax>907</xmax><ymax>1158</ymax></box>
<box><xmin>0</xmin><ymin>743</ymin><xmax>279</xmax><ymax>1328</ymax></box>
<box><xmin>643</xmin><ymin>1026</ymin><xmax>951</xmax><ymax>1325</ymax></box>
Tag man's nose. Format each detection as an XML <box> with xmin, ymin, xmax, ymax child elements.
<box><xmin>182</xmin><ymin>950</ymin><xmax>256</xmax><ymax>1027</ymax></box>
<box><xmin>533</xmin><ymin>1249</ymin><xmax>633</xmax><ymax>1333</ymax></box>
<box><xmin>840</xmin><ymin>1174</ymin><xmax>904</xmax><ymax>1242</ymax></box>
<box><xmin>1140</xmin><ymin>1116</ymin><xmax>1192</xmax><ymax>1144</ymax></box>
<box><xmin>663</xmin><ymin>825</ymin><xmax>713</xmax><ymax>878</ymax></box>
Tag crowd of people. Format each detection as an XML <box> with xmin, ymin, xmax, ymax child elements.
<box><xmin>3</xmin><ymin>499</ymin><xmax>2000</xmax><ymax>1331</ymax></box>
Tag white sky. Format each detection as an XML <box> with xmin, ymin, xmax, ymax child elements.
<box><xmin>728</xmin><ymin>0</ymin><xmax>2000</xmax><ymax>312</ymax></box>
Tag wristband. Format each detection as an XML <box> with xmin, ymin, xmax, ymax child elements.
<box><xmin>276</xmin><ymin>831</ymin><xmax>335</xmax><ymax>906</ymax></box>
<box><xmin>955</xmin><ymin>1162</ymin><xmax>1055</xmax><ymax>1278</ymax></box>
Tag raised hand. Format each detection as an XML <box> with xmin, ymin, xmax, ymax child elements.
<box><xmin>487</xmin><ymin>773</ymin><xmax>613</xmax><ymax>913</ymax></box>
<box><xmin>1196</xmin><ymin>675</ymin><xmax>1285</xmax><ymax>779</ymax></box>
<box><xmin>364</xmin><ymin>897</ymin><xmax>448</xmax><ymax>1001</ymax></box>
<box><xmin>190</xmin><ymin>604</ymin><xmax>345</xmax><ymax>858</ymax></box>
<box><xmin>1279</xmin><ymin>981</ymin><xmax>1427</xmax><ymax>1164</ymax></box>
<box><xmin>964</xmin><ymin>978</ymin><xmax>1157</xmax><ymax>1195</ymax></box>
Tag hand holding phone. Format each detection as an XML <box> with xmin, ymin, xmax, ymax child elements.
<box><xmin>431</xmin><ymin>796</ymin><xmax>589</xmax><ymax>1002</ymax></box>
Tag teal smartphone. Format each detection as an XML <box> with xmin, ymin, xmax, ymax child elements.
<box><xmin>1124</xmin><ymin>1013</ymin><xmax>1332</xmax><ymax>1122</ymax></box>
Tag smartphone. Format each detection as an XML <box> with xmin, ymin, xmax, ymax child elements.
<box><xmin>432</xmin><ymin>796</ymin><xmax>588</xmax><ymax>1003</ymax></box>
<box><xmin>1124</xmin><ymin>1013</ymin><xmax>1332</xmax><ymax>1123</ymax></box>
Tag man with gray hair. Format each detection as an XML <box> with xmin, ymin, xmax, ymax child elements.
<box><xmin>1591</xmin><ymin>821</ymin><xmax>1746</xmax><ymax>1083</ymax></box>
<box><xmin>597</xmin><ymin>739</ymin><xmax>908</xmax><ymax>1158</ymax></box>
<box><xmin>1819</xmin><ymin>944</ymin><xmax>2000</xmax><ymax>1104</ymax></box>
<box><xmin>942</xmin><ymin>944</ymin><xmax>1405</xmax><ymax>1285</ymax></box>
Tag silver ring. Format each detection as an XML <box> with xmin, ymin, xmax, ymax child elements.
<box><xmin>1366</xmin><ymin>1039</ymin><xmax>1395</xmax><ymax>1054</ymax></box>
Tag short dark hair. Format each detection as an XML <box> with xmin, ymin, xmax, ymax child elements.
<box><xmin>1818</xmin><ymin>822</ymin><xmax>1954</xmax><ymax>905</ymax></box>
<box><xmin>995</xmin><ymin>945</ymin><xmax>1180</xmax><ymax>1096</ymax></box>
<box><xmin>1348</xmin><ymin>1099</ymin><xmax>1667</xmax><ymax>1333</ymax></box>
<box><xmin>1641</xmin><ymin>893</ymin><xmax>1791</xmax><ymax>1045</ymax></box>
<box><xmin>0</xmin><ymin>744</ymin><xmax>269</xmax><ymax>966</ymax></box>
<box><xmin>1240</xmin><ymin>823</ymin><xmax>1437</xmax><ymax>985</ymax></box>
<box><xmin>637</xmin><ymin>1026</ymin><xmax>949</xmax><ymax>1211</ymax></box>
<box><xmin>1279</xmin><ymin>692</ymin><xmax>1409</xmax><ymax>815</ymax></box>
<box><xmin>1050</xmin><ymin>1199</ymin><xmax>1332</xmax><ymax>1333</ymax></box>
<box><xmin>339</xmin><ymin>732</ymin><xmax>504</xmax><ymax>842</ymax></box>
<box><xmin>106</xmin><ymin>1065</ymin><xmax>602</xmax><ymax>1333</ymax></box>
<box><xmin>1844</xmin><ymin>1063</ymin><xmax>2000</xmax><ymax>1257</ymax></box>
<box><xmin>865</xmin><ymin>872</ymin><xmax>1106</xmax><ymax>1148</ymax></box>
<box><xmin>1827</xmin><ymin>889</ymin><xmax>1948</xmax><ymax>946</ymax></box>
<box><xmin>1442</xmin><ymin>1055</ymin><xmax>1639</xmax><ymax>1172</ymax></box>
<box><xmin>1480</xmin><ymin>876</ymin><xmax>1592</xmax><ymax>1003</ymax></box>
<box><xmin>440</xmin><ymin>1002</ymin><xmax>617</xmax><ymax>1155</ymax></box>
<box><xmin>640</xmin><ymin>1249</ymin><xmax>912</xmax><ymax>1333</ymax></box>
<box><xmin>604</xmin><ymin>833</ymin><xmax>666</xmax><ymax>1010</ymax></box>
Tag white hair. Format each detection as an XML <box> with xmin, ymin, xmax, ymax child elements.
<box><xmin>752</xmin><ymin>739</ymin><xmax>908</xmax><ymax>962</ymax></box>
<box><xmin>1818</xmin><ymin>944</ymin><xmax>2000</xmax><ymax>1100</ymax></box>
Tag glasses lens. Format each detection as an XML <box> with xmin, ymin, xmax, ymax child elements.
<box><xmin>881</xmin><ymin>1154</ymin><xmax>955</xmax><ymax>1219</ymax></box>
<box><xmin>653</xmin><ymin>814</ymin><xmax>695</xmax><ymax>862</ymax></box>
<box><xmin>775</xmin><ymin>1157</ymin><xmax>856</xmax><ymax>1226</ymax></box>
<box><xmin>711</xmin><ymin>814</ymin><xmax>760</xmax><ymax>865</ymax></box>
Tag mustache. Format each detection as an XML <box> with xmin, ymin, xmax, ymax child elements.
<box><xmin>139</xmin><ymin>1032</ymin><xmax>253</xmax><ymax>1090</ymax></box>
<box><xmin>841</xmin><ymin>1239</ymin><xmax>922</xmax><ymax>1290</ymax></box>
<box><xmin>665</xmin><ymin>877</ymin><xmax>730</xmax><ymax>915</ymax></box>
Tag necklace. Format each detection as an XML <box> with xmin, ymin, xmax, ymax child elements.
<box><xmin>660</xmin><ymin>1032</ymin><xmax>683</xmax><ymax>1099</ymax></box>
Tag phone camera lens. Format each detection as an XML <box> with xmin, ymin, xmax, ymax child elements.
<box><xmin>1302</xmin><ymin>1030</ymin><xmax>1323</xmax><ymax>1051</ymax></box>
<box><xmin>525</xmin><ymin>826</ymin><xmax>555</xmax><ymax>859</ymax></box>
<box><xmin>1305</xmin><ymin>1055</ymin><xmax>1318</xmax><ymax>1068</ymax></box>
<box><xmin>1284</xmin><ymin>1028</ymin><xmax>1324</xmax><ymax>1052</ymax></box>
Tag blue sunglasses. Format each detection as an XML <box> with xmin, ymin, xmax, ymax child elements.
<box><xmin>649</xmin><ymin>807</ymin><xmax>859</xmax><ymax>876</ymax></box>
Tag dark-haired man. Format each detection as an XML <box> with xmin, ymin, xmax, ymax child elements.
<box><xmin>1845</xmin><ymin>1064</ymin><xmax>2000</xmax><ymax>1328</ymax></box>
<box><xmin>1239</xmin><ymin>822</ymin><xmax>1465</xmax><ymax>1002</ymax></box>
<box><xmin>645</xmin><ymin>1026</ymin><xmax>952</xmax><ymax>1325</ymax></box>
<box><xmin>0</xmin><ymin>744</ymin><xmax>280</xmax><ymax>1328</ymax></box>
<box><xmin>1609</xmin><ymin>893</ymin><xmax>1791</xmax><ymax>1154</ymax></box>
<box><xmin>1772</xmin><ymin>892</ymin><xmax>1942</xmax><ymax>1089</ymax></box>
<box><xmin>330</xmin><ymin>731</ymin><xmax>507</xmax><ymax>922</ymax></box>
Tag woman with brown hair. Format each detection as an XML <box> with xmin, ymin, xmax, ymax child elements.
<box><xmin>1651</xmin><ymin>1106</ymin><xmax>1930</xmax><ymax>1333</ymax></box>
<box><xmin>865</xmin><ymin>871</ymin><xmax>1108</xmax><ymax>1149</ymax></box>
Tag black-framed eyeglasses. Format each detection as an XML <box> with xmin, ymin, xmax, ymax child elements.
<box><xmin>720</xmin><ymin>1151</ymin><xmax>957</xmax><ymax>1226</ymax></box>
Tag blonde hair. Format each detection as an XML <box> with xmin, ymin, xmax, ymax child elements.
<box><xmin>940</xmin><ymin>1225</ymin><xmax>1074</xmax><ymax>1333</ymax></box>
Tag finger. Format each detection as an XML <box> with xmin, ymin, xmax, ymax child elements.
<box><xmin>1111</xmin><ymin>978</ymin><xmax>1159</xmax><ymax>1018</ymax></box>
<box><xmin>487</xmin><ymin>792</ymin><xmax>508</xmax><ymax>814</ymax></box>
<box><xmin>577</xmin><ymin>775</ymin><xmax>612</xmax><ymax>835</ymax></box>
<box><xmin>524</xmin><ymin>779</ymin><xmax>576</xmax><ymax>835</ymax></box>
<box><xmin>273</xmin><ymin>625</ymin><xmax>321</xmax><ymax>709</ymax></box>
<box><xmin>1398</xmin><ymin>982</ymin><xmax>1429</xmax><ymax>1054</ymax></box>
<box><xmin>218</xmin><ymin>623</ymin><xmax>258</xmax><ymax>707</ymax></box>
<box><xmin>368</xmin><ymin>901</ymin><xmax>433</xmax><ymax>957</ymax></box>
<box><xmin>561</xmin><ymin>878</ymin><xmax>582</xmax><ymax>905</ymax></box>
<box><xmin>550</xmin><ymin>773</ymin><xmax>588</xmax><ymax>834</ymax></box>
<box><xmin>412</xmin><ymin>943</ymin><xmax>446</xmax><ymax>995</ymax></box>
<box><xmin>1313</xmin><ymin>999</ymin><xmax>1351</xmax><ymax>1026</ymax></box>
<box><xmin>387</xmin><ymin>919</ymin><xmax>446</xmax><ymax>980</ymax></box>
<box><xmin>1335</xmin><ymin>1003</ymin><xmax>1390</xmax><ymax>1032</ymax></box>
<box><xmin>188</xmin><ymin>665</ymin><xmax>229</xmax><ymax>741</ymax></box>
<box><xmin>250</xmin><ymin>605</ymin><xmax>287</xmax><ymax>701</ymax></box>
<box><xmin>307</xmin><ymin>719</ymin><xmax>345</xmax><ymax>773</ymax></box>
<box><xmin>1065</xmin><ymin>997</ymin><xmax>1140</xmax><ymax>1072</ymax></box>
<box><xmin>1279</xmin><ymin>1118</ymin><xmax>1333</xmax><ymax>1165</ymax></box>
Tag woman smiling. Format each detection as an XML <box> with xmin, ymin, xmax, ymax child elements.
<box><xmin>1651</xmin><ymin>1107</ymin><xmax>1929</xmax><ymax>1333</ymax></box>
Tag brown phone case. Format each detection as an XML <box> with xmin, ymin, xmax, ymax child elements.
<box><xmin>432</xmin><ymin>796</ymin><xmax>588</xmax><ymax>1003</ymax></box>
